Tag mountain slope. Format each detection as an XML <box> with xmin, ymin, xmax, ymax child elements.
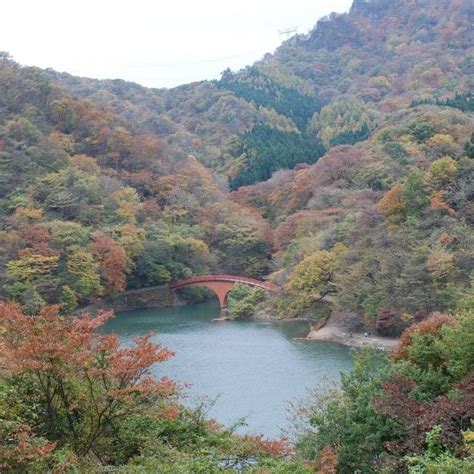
<box><xmin>0</xmin><ymin>0</ymin><xmax>472</xmax><ymax>325</ymax></box>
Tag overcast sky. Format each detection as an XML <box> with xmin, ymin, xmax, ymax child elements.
<box><xmin>1</xmin><ymin>0</ymin><xmax>352</xmax><ymax>88</ymax></box>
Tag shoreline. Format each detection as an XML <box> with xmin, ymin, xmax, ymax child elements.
<box><xmin>300</xmin><ymin>318</ymin><xmax>398</xmax><ymax>350</ymax></box>
<box><xmin>78</xmin><ymin>294</ymin><xmax>398</xmax><ymax>351</ymax></box>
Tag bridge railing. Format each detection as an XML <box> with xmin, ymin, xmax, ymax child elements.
<box><xmin>169</xmin><ymin>274</ymin><xmax>281</xmax><ymax>292</ymax></box>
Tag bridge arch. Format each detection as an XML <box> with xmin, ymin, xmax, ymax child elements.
<box><xmin>169</xmin><ymin>275</ymin><xmax>281</xmax><ymax>309</ymax></box>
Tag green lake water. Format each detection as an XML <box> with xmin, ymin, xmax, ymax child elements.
<box><xmin>103</xmin><ymin>300</ymin><xmax>353</xmax><ymax>437</ymax></box>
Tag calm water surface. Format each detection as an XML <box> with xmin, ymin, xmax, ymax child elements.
<box><xmin>103</xmin><ymin>300</ymin><xmax>352</xmax><ymax>437</ymax></box>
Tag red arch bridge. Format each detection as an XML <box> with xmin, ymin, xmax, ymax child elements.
<box><xmin>169</xmin><ymin>275</ymin><xmax>281</xmax><ymax>309</ymax></box>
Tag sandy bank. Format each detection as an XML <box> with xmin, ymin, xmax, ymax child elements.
<box><xmin>302</xmin><ymin>318</ymin><xmax>398</xmax><ymax>351</ymax></box>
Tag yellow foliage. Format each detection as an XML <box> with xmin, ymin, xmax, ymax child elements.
<box><xmin>427</xmin><ymin>133</ymin><xmax>459</xmax><ymax>158</ymax></box>
<box><xmin>186</xmin><ymin>238</ymin><xmax>209</xmax><ymax>257</ymax></box>
<box><xmin>11</xmin><ymin>207</ymin><xmax>43</xmax><ymax>226</ymax></box>
<box><xmin>332</xmin><ymin>243</ymin><xmax>348</xmax><ymax>256</ymax></box>
<box><xmin>69</xmin><ymin>155</ymin><xmax>100</xmax><ymax>174</ymax></box>
<box><xmin>286</xmin><ymin>250</ymin><xmax>337</xmax><ymax>300</ymax></box>
<box><xmin>113</xmin><ymin>224</ymin><xmax>146</xmax><ymax>260</ymax></box>
<box><xmin>49</xmin><ymin>130</ymin><xmax>75</xmax><ymax>153</ymax></box>
<box><xmin>368</xmin><ymin>75</ymin><xmax>391</xmax><ymax>90</ymax></box>
<box><xmin>428</xmin><ymin>133</ymin><xmax>455</xmax><ymax>147</ymax></box>
<box><xmin>464</xmin><ymin>431</ymin><xmax>474</xmax><ymax>455</ymax></box>
<box><xmin>111</xmin><ymin>187</ymin><xmax>142</xmax><ymax>224</ymax></box>
<box><xmin>427</xmin><ymin>156</ymin><xmax>457</xmax><ymax>189</ymax></box>
<box><xmin>400</xmin><ymin>312</ymin><xmax>413</xmax><ymax>323</ymax></box>
<box><xmin>377</xmin><ymin>182</ymin><xmax>407</xmax><ymax>224</ymax></box>
<box><xmin>426</xmin><ymin>248</ymin><xmax>455</xmax><ymax>279</ymax></box>
<box><xmin>399</xmin><ymin>134</ymin><xmax>414</xmax><ymax>144</ymax></box>
<box><xmin>6</xmin><ymin>250</ymin><xmax>59</xmax><ymax>282</ymax></box>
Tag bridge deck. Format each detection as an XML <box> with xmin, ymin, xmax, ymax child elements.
<box><xmin>169</xmin><ymin>274</ymin><xmax>281</xmax><ymax>292</ymax></box>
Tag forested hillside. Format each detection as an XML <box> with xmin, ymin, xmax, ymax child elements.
<box><xmin>2</xmin><ymin>0</ymin><xmax>471</xmax><ymax>326</ymax></box>
<box><xmin>0</xmin><ymin>53</ymin><xmax>275</xmax><ymax>313</ymax></box>
<box><xmin>229</xmin><ymin>0</ymin><xmax>473</xmax><ymax>328</ymax></box>
<box><xmin>0</xmin><ymin>0</ymin><xmax>473</xmax><ymax>470</ymax></box>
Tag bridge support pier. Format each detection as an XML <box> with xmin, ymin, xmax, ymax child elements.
<box><xmin>201</xmin><ymin>281</ymin><xmax>234</xmax><ymax>309</ymax></box>
<box><xmin>171</xmin><ymin>281</ymin><xmax>235</xmax><ymax>309</ymax></box>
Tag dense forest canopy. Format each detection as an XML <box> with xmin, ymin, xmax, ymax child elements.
<box><xmin>0</xmin><ymin>0</ymin><xmax>473</xmax><ymax>471</ymax></box>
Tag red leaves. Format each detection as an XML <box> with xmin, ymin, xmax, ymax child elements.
<box><xmin>90</xmin><ymin>236</ymin><xmax>127</xmax><ymax>294</ymax></box>
<box><xmin>0</xmin><ymin>302</ymin><xmax>112</xmax><ymax>372</ymax></box>
<box><xmin>0</xmin><ymin>424</ymin><xmax>57</xmax><ymax>471</ymax></box>
<box><xmin>392</xmin><ymin>312</ymin><xmax>457</xmax><ymax>361</ymax></box>
<box><xmin>374</xmin><ymin>373</ymin><xmax>474</xmax><ymax>456</ymax></box>
<box><xmin>375</xmin><ymin>307</ymin><xmax>401</xmax><ymax>336</ymax></box>
<box><xmin>245</xmin><ymin>436</ymin><xmax>293</xmax><ymax>457</ymax></box>
<box><xmin>258</xmin><ymin>437</ymin><xmax>293</xmax><ymax>457</ymax></box>
<box><xmin>373</xmin><ymin>376</ymin><xmax>425</xmax><ymax>425</ymax></box>
<box><xmin>18</xmin><ymin>225</ymin><xmax>58</xmax><ymax>257</ymax></box>
<box><xmin>0</xmin><ymin>301</ymin><xmax>177</xmax><ymax>456</ymax></box>
<box><xmin>157</xmin><ymin>405</ymin><xmax>181</xmax><ymax>421</ymax></box>
<box><xmin>313</xmin><ymin>444</ymin><xmax>339</xmax><ymax>473</ymax></box>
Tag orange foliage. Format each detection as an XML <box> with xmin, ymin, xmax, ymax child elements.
<box><xmin>157</xmin><ymin>405</ymin><xmax>181</xmax><ymax>421</ymax></box>
<box><xmin>0</xmin><ymin>424</ymin><xmax>58</xmax><ymax>471</ymax></box>
<box><xmin>18</xmin><ymin>225</ymin><xmax>58</xmax><ymax>256</ymax></box>
<box><xmin>204</xmin><ymin>419</ymin><xmax>224</xmax><ymax>433</ymax></box>
<box><xmin>431</xmin><ymin>190</ymin><xmax>455</xmax><ymax>215</ymax></box>
<box><xmin>391</xmin><ymin>312</ymin><xmax>457</xmax><ymax>361</ymax></box>
<box><xmin>438</xmin><ymin>232</ymin><xmax>454</xmax><ymax>246</ymax></box>
<box><xmin>377</xmin><ymin>182</ymin><xmax>407</xmax><ymax>223</ymax></box>
<box><xmin>252</xmin><ymin>436</ymin><xmax>293</xmax><ymax>457</ymax></box>
<box><xmin>313</xmin><ymin>444</ymin><xmax>339</xmax><ymax>473</ymax></box>
<box><xmin>0</xmin><ymin>302</ymin><xmax>177</xmax><ymax>455</ymax></box>
<box><xmin>68</xmin><ymin>154</ymin><xmax>100</xmax><ymax>174</ymax></box>
<box><xmin>9</xmin><ymin>207</ymin><xmax>43</xmax><ymax>227</ymax></box>
<box><xmin>90</xmin><ymin>236</ymin><xmax>128</xmax><ymax>293</ymax></box>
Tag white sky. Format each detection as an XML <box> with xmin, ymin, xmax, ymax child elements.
<box><xmin>1</xmin><ymin>0</ymin><xmax>352</xmax><ymax>89</ymax></box>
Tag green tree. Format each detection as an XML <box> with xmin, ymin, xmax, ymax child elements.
<box><xmin>403</xmin><ymin>170</ymin><xmax>430</xmax><ymax>218</ymax></box>
<box><xmin>427</xmin><ymin>156</ymin><xmax>458</xmax><ymax>190</ymax></box>
<box><xmin>297</xmin><ymin>349</ymin><xmax>397</xmax><ymax>473</ymax></box>
<box><xmin>66</xmin><ymin>245</ymin><xmax>102</xmax><ymax>298</ymax></box>
<box><xmin>227</xmin><ymin>284</ymin><xmax>266</xmax><ymax>319</ymax></box>
<box><xmin>60</xmin><ymin>284</ymin><xmax>78</xmax><ymax>312</ymax></box>
<box><xmin>286</xmin><ymin>249</ymin><xmax>339</xmax><ymax>308</ymax></box>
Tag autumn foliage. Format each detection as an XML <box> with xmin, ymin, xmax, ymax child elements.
<box><xmin>0</xmin><ymin>424</ymin><xmax>58</xmax><ymax>472</ymax></box>
<box><xmin>313</xmin><ymin>444</ymin><xmax>338</xmax><ymax>474</ymax></box>
<box><xmin>90</xmin><ymin>235</ymin><xmax>128</xmax><ymax>293</ymax></box>
<box><xmin>374</xmin><ymin>374</ymin><xmax>474</xmax><ymax>457</ymax></box>
<box><xmin>0</xmin><ymin>301</ymin><xmax>305</xmax><ymax>471</ymax></box>
<box><xmin>0</xmin><ymin>301</ymin><xmax>176</xmax><ymax>459</ymax></box>
<box><xmin>0</xmin><ymin>0</ymin><xmax>473</xmax><ymax>470</ymax></box>
<box><xmin>391</xmin><ymin>311</ymin><xmax>456</xmax><ymax>361</ymax></box>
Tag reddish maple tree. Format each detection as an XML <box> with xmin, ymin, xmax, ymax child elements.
<box><xmin>391</xmin><ymin>312</ymin><xmax>457</xmax><ymax>362</ymax></box>
<box><xmin>90</xmin><ymin>235</ymin><xmax>128</xmax><ymax>294</ymax></box>
<box><xmin>0</xmin><ymin>424</ymin><xmax>58</xmax><ymax>472</ymax></box>
<box><xmin>313</xmin><ymin>444</ymin><xmax>339</xmax><ymax>473</ymax></box>
<box><xmin>375</xmin><ymin>307</ymin><xmax>401</xmax><ymax>336</ymax></box>
<box><xmin>374</xmin><ymin>373</ymin><xmax>474</xmax><ymax>456</ymax></box>
<box><xmin>0</xmin><ymin>302</ymin><xmax>176</xmax><ymax>457</ymax></box>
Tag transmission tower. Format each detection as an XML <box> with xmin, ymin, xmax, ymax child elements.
<box><xmin>278</xmin><ymin>27</ymin><xmax>297</xmax><ymax>41</ymax></box>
